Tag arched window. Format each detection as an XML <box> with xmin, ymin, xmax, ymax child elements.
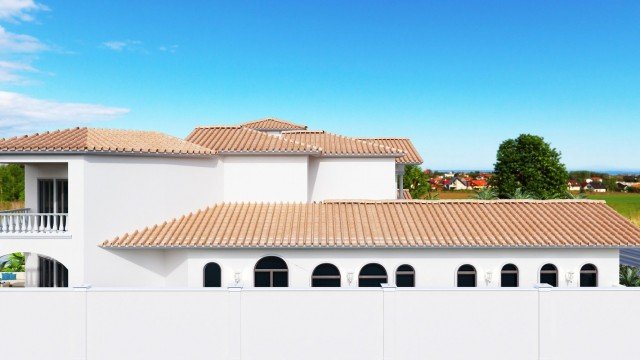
<box><xmin>580</xmin><ymin>264</ymin><xmax>597</xmax><ymax>287</ymax></box>
<box><xmin>359</xmin><ymin>263</ymin><xmax>387</xmax><ymax>287</ymax></box>
<box><xmin>311</xmin><ymin>263</ymin><xmax>341</xmax><ymax>287</ymax></box>
<box><xmin>501</xmin><ymin>264</ymin><xmax>519</xmax><ymax>287</ymax></box>
<box><xmin>457</xmin><ymin>264</ymin><xmax>476</xmax><ymax>287</ymax></box>
<box><xmin>540</xmin><ymin>264</ymin><xmax>558</xmax><ymax>287</ymax></box>
<box><xmin>254</xmin><ymin>256</ymin><xmax>288</xmax><ymax>287</ymax></box>
<box><xmin>203</xmin><ymin>262</ymin><xmax>221</xmax><ymax>287</ymax></box>
<box><xmin>396</xmin><ymin>264</ymin><xmax>415</xmax><ymax>287</ymax></box>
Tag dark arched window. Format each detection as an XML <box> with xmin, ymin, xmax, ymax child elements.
<box><xmin>540</xmin><ymin>264</ymin><xmax>558</xmax><ymax>287</ymax></box>
<box><xmin>501</xmin><ymin>264</ymin><xmax>519</xmax><ymax>287</ymax></box>
<box><xmin>457</xmin><ymin>264</ymin><xmax>476</xmax><ymax>287</ymax></box>
<box><xmin>359</xmin><ymin>263</ymin><xmax>387</xmax><ymax>287</ymax></box>
<box><xmin>311</xmin><ymin>263</ymin><xmax>341</xmax><ymax>287</ymax></box>
<box><xmin>254</xmin><ymin>256</ymin><xmax>288</xmax><ymax>287</ymax></box>
<box><xmin>203</xmin><ymin>262</ymin><xmax>221</xmax><ymax>287</ymax></box>
<box><xmin>580</xmin><ymin>264</ymin><xmax>597</xmax><ymax>287</ymax></box>
<box><xmin>396</xmin><ymin>265</ymin><xmax>415</xmax><ymax>287</ymax></box>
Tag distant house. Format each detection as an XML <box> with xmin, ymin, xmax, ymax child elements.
<box><xmin>567</xmin><ymin>180</ymin><xmax>581</xmax><ymax>191</ymax></box>
<box><xmin>470</xmin><ymin>179</ymin><xmax>487</xmax><ymax>189</ymax></box>
<box><xmin>585</xmin><ymin>182</ymin><xmax>607</xmax><ymax>193</ymax></box>
<box><xmin>448</xmin><ymin>177</ymin><xmax>470</xmax><ymax>191</ymax></box>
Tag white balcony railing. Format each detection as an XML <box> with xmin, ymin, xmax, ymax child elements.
<box><xmin>0</xmin><ymin>209</ymin><xmax>69</xmax><ymax>235</ymax></box>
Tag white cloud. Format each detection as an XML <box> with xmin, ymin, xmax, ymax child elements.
<box><xmin>102</xmin><ymin>39</ymin><xmax>144</xmax><ymax>52</ymax></box>
<box><xmin>0</xmin><ymin>25</ymin><xmax>48</xmax><ymax>53</ymax></box>
<box><xmin>0</xmin><ymin>0</ymin><xmax>47</xmax><ymax>23</ymax></box>
<box><xmin>0</xmin><ymin>91</ymin><xmax>130</xmax><ymax>134</ymax></box>
<box><xmin>0</xmin><ymin>59</ymin><xmax>37</xmax><ymax>83</ymax></box>
<box><xmin>159</xmin><ymin>44</ymin><xmax>178</xmax><ymax>53</ymax></box>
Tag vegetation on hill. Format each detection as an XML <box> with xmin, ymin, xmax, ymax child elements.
<box><xmin>491</xmin><ymin>134</ymin><xmax>569</xmax><ymax>199</ymax></box>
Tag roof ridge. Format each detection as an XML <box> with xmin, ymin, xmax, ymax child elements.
<box><xmin>240</xmin><ymin>117</ymin><xmax>308</xmax><ymax>130</ymax></box>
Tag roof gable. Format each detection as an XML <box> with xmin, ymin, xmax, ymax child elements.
<box><xmin>0</xmin><ymin>127</ymin><xmax>213</xmax><ymax>156</ymax></box>
<box><xmin>241</xmin><ymin>118</ymin><xmax>307</xmax><ymax>131</ymax></box>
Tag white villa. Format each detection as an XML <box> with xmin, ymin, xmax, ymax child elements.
<box><xmin>0</xmin><ymin>118</ymin><xmax>639</xmax><ymax>289</ymax></box>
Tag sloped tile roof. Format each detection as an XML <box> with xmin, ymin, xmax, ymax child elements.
<box><xmin>402</xmin><ymin>189</ymin><xmax>413</xmax><ymax>199</ymax></box>
<box><xmin>241</xmin><ymin>118</ymin><xmax>307</xmax><ymax>131</ymax></box>
<box><xmin>102</xmin><ymin>200</ymin><xmax>640</xmax><ymax>248</ymax></box>
<box><xmin>186</xmin><ymin>126</ymin><xmax>320</xmax><ymax>154</ymax></box>
<box><xmin>357</xmin><ymin>138</ymin><xmax>423</xmax><ymax>164</ymax></box>
<box><xmin>281</xmin><ymin>130</ymin><xmax>404</xmax><ymax>157</ymax></box>
<box><xmin>0</xmin><ymin>127</ymin><xmax>213</xmax><ymax>156</ymax></box>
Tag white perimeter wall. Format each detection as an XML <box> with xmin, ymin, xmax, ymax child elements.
<box><xmin>2</xmin><ymin>286</ymin><xmax>640</xmax><ymax>360</ymax></box>
<box><xmin>164</xmin><ymin>248</ymin><xmax>620</xmax><ymax>288</ymax></box>
<box><xmin>308</xmin><ymin>157</ymin><xmax>397</xmax><ymax>201</ymax></box>
<box><xmin>82</xmin><ymin>155</ymin><xmax>222</xmax><ymax>287</ymax></box>
<box><xmin>222</xmin><ymin>155</ymin><xmax>308</xmax><ymax>202</ymax></box>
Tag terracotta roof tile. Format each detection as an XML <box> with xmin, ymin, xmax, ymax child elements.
<box><xmin>281</xmin><ymin>130</ymin><xmax>404</xmax><ymax>157</ymax></box>
<box><xmin>357</xmin><ymin>138</ymin><xmax>423</xmax><ymax>164</ymax></box>
<box><xmin>102</xmin><ymin>200</ymin><xmax>640</xmax><ymax>249</ymax></box>
<box><xmin>185</xmin><ymin>126</ymin><xmax>320</xmax><ymax>154</ymax></box>
<box><xmin>241</xmin><ymin>118</ymin><xmax>307</xmax><ymax>131</ymax></box>
<box><xmin>402</xmin><ymin>189</ymin><xmax>413</xmax><ymax>199</ymax></box>
<box><xmin>0</xmin><ymin>127</ymin><xmax>213</xmax><ymax>156</ymax></box>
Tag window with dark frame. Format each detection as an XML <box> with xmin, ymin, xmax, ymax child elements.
<box><xmin>501</xmin><ymin>264</ymin><xmax>519</xmax><ymax>287</ymax></box>
<box><xmin>457</xmin><ymin>264</ymin><xmax>476</xmax><ymax>287</ymax></box>
<box><xmin>203</xmin><ymin>262</ymin><xmax>222</xmax><ymax>287</ymax></box>
<box><xmin>580</xmin><ymin>264</ymin><xmax>597</xmax><ymax>287</ymax></box>
<box><xmin>540</xmin><ymin>264</ymin><xmax>558</xmax><ymax>287</ymax></box>
<box><xmin>359</xmin><ymin>263</ymin><xmax>387</xmax><ymax>287</ymax></box>
<box><xmin>254</xmin><ymin>256</ymin><xmax>288</xmax><ymax>287</ymax></box>
<box><xmin>311</xmin><ymin>263</ymin><xmax>341</xmax><ymax>287</ymax></box>
<box><xmin>395</xmin><ymin>264</ymin><xmax>415</xmax><ymax>287</ymax></box>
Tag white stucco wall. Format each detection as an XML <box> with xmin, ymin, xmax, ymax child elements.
<box><xmin>221</xmin><ymin>155</ymin><xmax>308</xmax><ymax>202</ymax></box>
<box><xmin>308</xmin><ymin>157</ymin><xmax>397</xmax><ymax>201</ymax></box>
<box><xmin>160</xmin><ymin>248</ymin><xmax>620</xmax><ymax>288</ymax></box>
<box><xmin>81</xmin><ymin>155</ymin><xmax>223</xmax><ymax>286</ymax></box>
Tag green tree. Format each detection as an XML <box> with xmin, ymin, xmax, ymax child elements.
<box><xmin>491</xmin><ymin>134</ymin><xmax>569</xmax><ymax>199</ymax></box>
<box><xmin>620</xmin><ymin>265</ymin><xmax>640</xmax><ymax>287</ymax></box>
<box><xmin>0</xmin><ymin>164</ymin><xmax>25</xmax><ymax>202</ymax></box>
<box><xmin>403</xmin><ymin>165</ymin><xmax>432</xmax><ymax>199</ymax></box>
<box><xmin>0</xmin><ymin>252</ymin><xmax>25</xmax><ymax>272</ymax></box>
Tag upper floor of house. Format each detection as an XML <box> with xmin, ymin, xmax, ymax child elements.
<box><xmin>0</xmin><ymin>118</ymin><xmax>422</xmax><ymax>239</ymax></box>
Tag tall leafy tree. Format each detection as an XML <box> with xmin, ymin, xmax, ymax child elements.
<box><xmin>0</xmin><ymin>164</ymin><xmax>25</xmax><ymax>202</ymax></box>
<box><xmin>403</xmin><ymin>165</ymin><xmax>432</xmax><ymax>199</ymax></box>
<box><xmin>491</xmin><ymin>134</ymin><xmax>568</xmax><ymax>199</ymax></box>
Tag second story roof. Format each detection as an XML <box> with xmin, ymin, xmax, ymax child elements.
<box><xmin>186</xmin><ymin>126</ymin><xmax>320</xmax><ymax>154</ymax></box>
<box><xmin>280</xmin><ymin>130</ymin><xmax>405</xmax><ymax>158</ymax></box>
<box><xmin>0</xmin><ymin>127</ymin><xmax>213</xmax><ymax>156</ymax></box>
<box><xmin>356</xmin><ymin>138</ymin><xmax>423</xmax><ymax>165</ymax></box>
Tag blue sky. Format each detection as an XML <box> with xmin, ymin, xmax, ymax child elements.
<box><xmin>1</xmin><ymin>1</ymin><xmax>638</xmax><ymax>171</ymax></box>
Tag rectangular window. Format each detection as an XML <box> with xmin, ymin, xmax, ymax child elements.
<box><xmin>38</xmin><ymin>179</ymin><xmax>68</xmax><ymax>213</ymax></box>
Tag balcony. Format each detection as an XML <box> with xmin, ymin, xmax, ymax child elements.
<box><xmin>0</xmin><ymin>208</ymin><xmax>69</xmax><ymax>236</ymax></box>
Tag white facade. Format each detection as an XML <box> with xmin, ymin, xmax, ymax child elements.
<box><xmin>0</xmin><ymin>123</ymin><xmax>632</xmax><ymax>289</ymax></box>
<box><xmin>308</xmin><ymin>157</ymin><xmax>397</xmax><ymax>201</ymax></box>
<box><xmin>161</xmin><ymin>248</ymin><xmax>619</xmax><ymax>288</ymax></box>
